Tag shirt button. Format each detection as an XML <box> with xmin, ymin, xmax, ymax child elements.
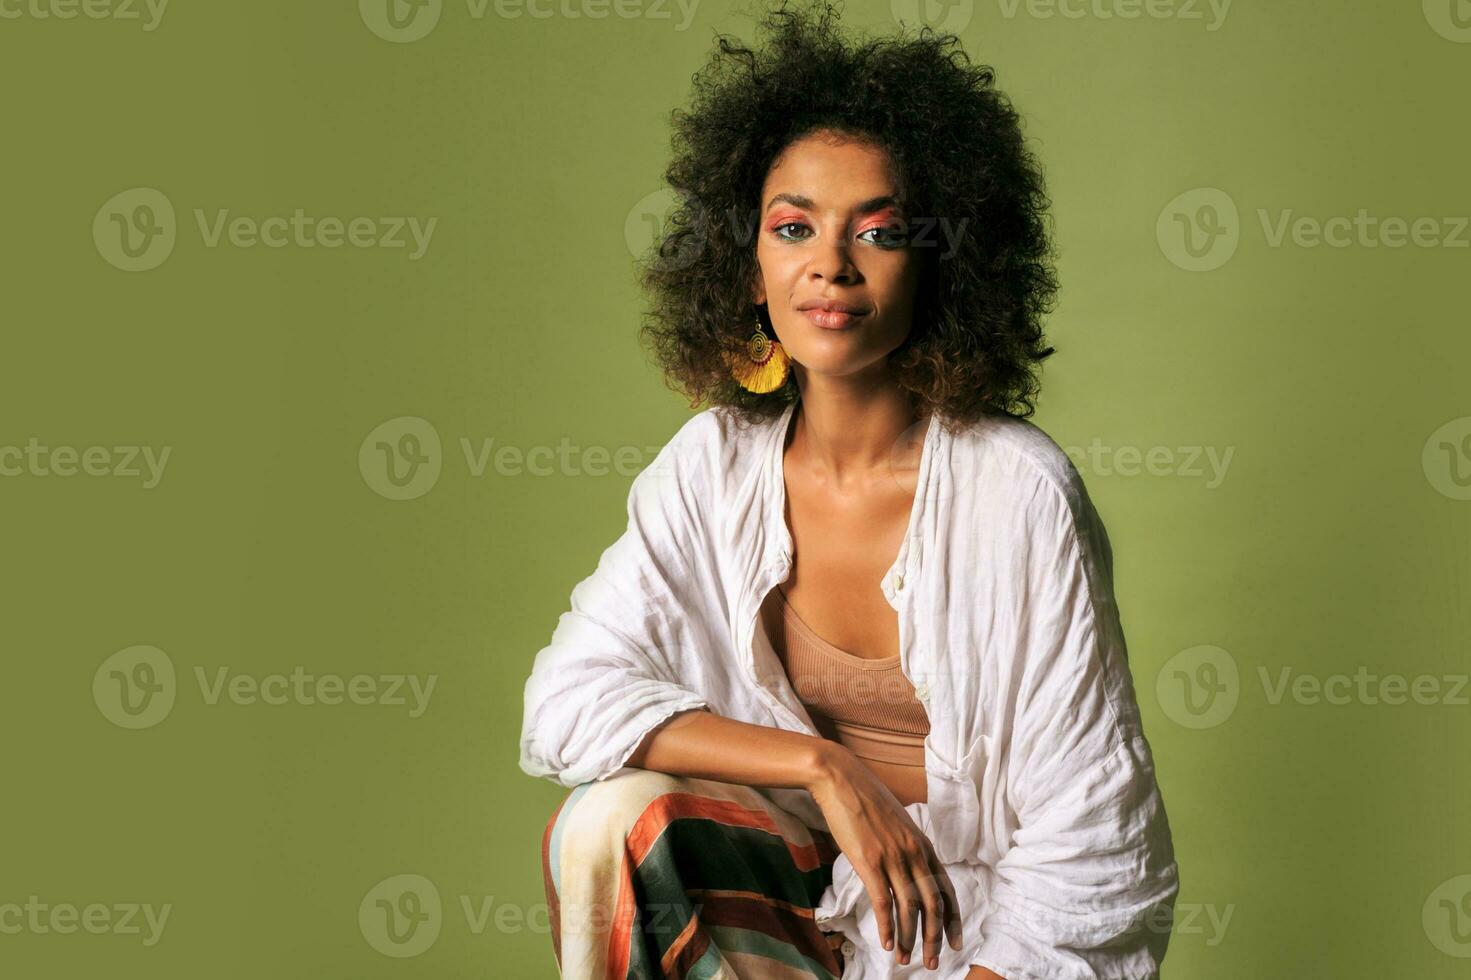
<box><xmin>914</xmin><ymin>683</ymin><xmax>930</xmax><ymax>701</ymax></box>
<box><xmin>894</xmin><ymin>573</ymin><xmax>905</xmax><ymax>591</ymax></box>
<box><xmin>840</xmin><ymin>939</ymin><xmax>856</xmax><ymax>957</ymax></box>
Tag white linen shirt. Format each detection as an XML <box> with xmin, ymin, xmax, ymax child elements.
<box><xmin>519</xmin><ymin>397</ymin><xmax>1180</xmax><ymax>980</ymax></box>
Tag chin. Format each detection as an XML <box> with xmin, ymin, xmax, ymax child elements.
<box><xmin>786</xmin><ymin>352</ymin><xmax>886</xmax><ymax>379</ymax></box>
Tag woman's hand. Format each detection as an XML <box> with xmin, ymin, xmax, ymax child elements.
<box><xmin>806</xmin><ymin>742</ymin><xmax>964</xmax><ymax>970</ymax></box>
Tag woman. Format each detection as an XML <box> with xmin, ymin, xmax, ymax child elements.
<box><xmin>520</xmin><ymin>2</ymin><xmax>1179</xmax><ymax>977</ymax></box>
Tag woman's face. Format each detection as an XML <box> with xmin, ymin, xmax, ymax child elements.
<box><xmin>751</xmin><ymin>131</ymin><xmax>920</xmax><ymax>381</ymax></box>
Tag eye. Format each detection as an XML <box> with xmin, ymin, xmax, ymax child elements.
<box><xmin>858</xmin><ymin>223</ymin><xmax>908</xmax><ymax>249</ymax></box>
<box><xmin>773</xmin><ymin>221</ymin><xmax>811</xmax><ymax>242</ymax></box>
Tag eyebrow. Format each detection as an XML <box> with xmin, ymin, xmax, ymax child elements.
<box><xmin>763</xmin><ymin>192</ymin><xmax>904</xmax><ymax>215</ymax></box>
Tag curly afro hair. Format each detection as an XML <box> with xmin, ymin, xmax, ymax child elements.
<box><xmin>636</xmin><ymin>0</ymin><xmax>1059</xmax><ymax>431</ymax></box>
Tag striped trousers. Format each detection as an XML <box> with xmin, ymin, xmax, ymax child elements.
<box><xmin>541</xmin><ymin>769</ymin><xmax>850</xmax><ymax>979</ymax></box>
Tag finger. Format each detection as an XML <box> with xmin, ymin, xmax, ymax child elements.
<box><xmin>888</xmin><ymin>861</ymin><xmax>921</xmax><ymax>964</ymax></box>
<box><xmin>853</xmin><ymin>862</ymin><xmax>896</xmax><ymax>954</ymax></box>
<box><xmin>928</xmin><ymin>856</ymin><xmax>964</xmax><ymax>952</ymax></box>
<box><xmin>910</xmin><ymin>862</ymin><xmax>946</xmax><ymax>970</ymax></box>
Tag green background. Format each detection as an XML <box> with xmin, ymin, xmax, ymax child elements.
<box><xmin>2</xmin><ymin>0</ymin><xmax>1467</xmax><ymax>976</ymax></box>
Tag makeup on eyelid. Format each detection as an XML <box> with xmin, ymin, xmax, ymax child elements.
<box><xmin>766</xmin><ymin>206</ymin><xmax>905</xmax><ymax>241</ymax></box>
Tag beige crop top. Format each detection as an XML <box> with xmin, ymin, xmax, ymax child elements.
<box><xmin>761</xmin><ymin>586</ymin><xmax>931</xmax><ymax>805</ymax></box>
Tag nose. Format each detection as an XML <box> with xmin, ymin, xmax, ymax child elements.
<box><xmin>807</xmin><ymin>237</ymin><xmax>860</xmax><ymax>285</ymax></box>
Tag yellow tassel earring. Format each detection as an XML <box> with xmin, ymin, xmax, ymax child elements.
<box><xmin>727</xmin><ymin>318</ymin><xmax>791</xmax><ymax>393</ymax></box>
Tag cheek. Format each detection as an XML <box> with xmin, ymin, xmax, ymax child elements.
<box><xmin>865</xmin><ymin>255</ymin><xmax>920</xmax><ymax>307</ymax></box>
<box><xmin>756</xmin><ymin>244</ymin><xmax>799</xmax><ymax>284</ymax></box>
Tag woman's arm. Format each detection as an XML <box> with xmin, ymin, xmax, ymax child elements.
<box><xmin>965</xmin><ymin>967</ymin><xmax>1006</xmax><ymax>979</ymax></box>
<box><xmin>958</xmin><ymin>463</ymin><xmax>1178</xmax><ymax>977</ymax></box>
<box><xmin>628</xmin><ymin>708</ymin><xmax>965</xmax><ymax>971</ymax></box>
<box><xmin>519</xmin><ymin>415</ymin><xmax>720</xmax><ymax>789</ymax></box>
<box><xmin>624</xmin><ymin>706</ymin><xmax>830</xmax><ymax>789</ymax></box>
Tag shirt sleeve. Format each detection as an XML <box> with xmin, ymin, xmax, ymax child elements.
<box><xmin>971</xmin><ymin>466</ymin><xmax>1181</xmax><ymax>980</ymax></box>
<box><xmin>517</xmin><ymin>417</ymin><xmax>715</xmax><ymax>789</ymax></box>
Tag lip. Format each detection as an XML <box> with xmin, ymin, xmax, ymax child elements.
<box><xmin>802</xmin><ymin>308</ymin><xmax>867</xmax><ymax>330</ymax></box>
<box><xmin>796</xmin><ymin>298</ymin><xmax>871</xmax><ymax>330</ymax></box>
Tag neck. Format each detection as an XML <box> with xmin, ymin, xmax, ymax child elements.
<box><xmin>786</xmin><ymin>364</ymin><xmax>928</xmax><ymax>481</ymax></box>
